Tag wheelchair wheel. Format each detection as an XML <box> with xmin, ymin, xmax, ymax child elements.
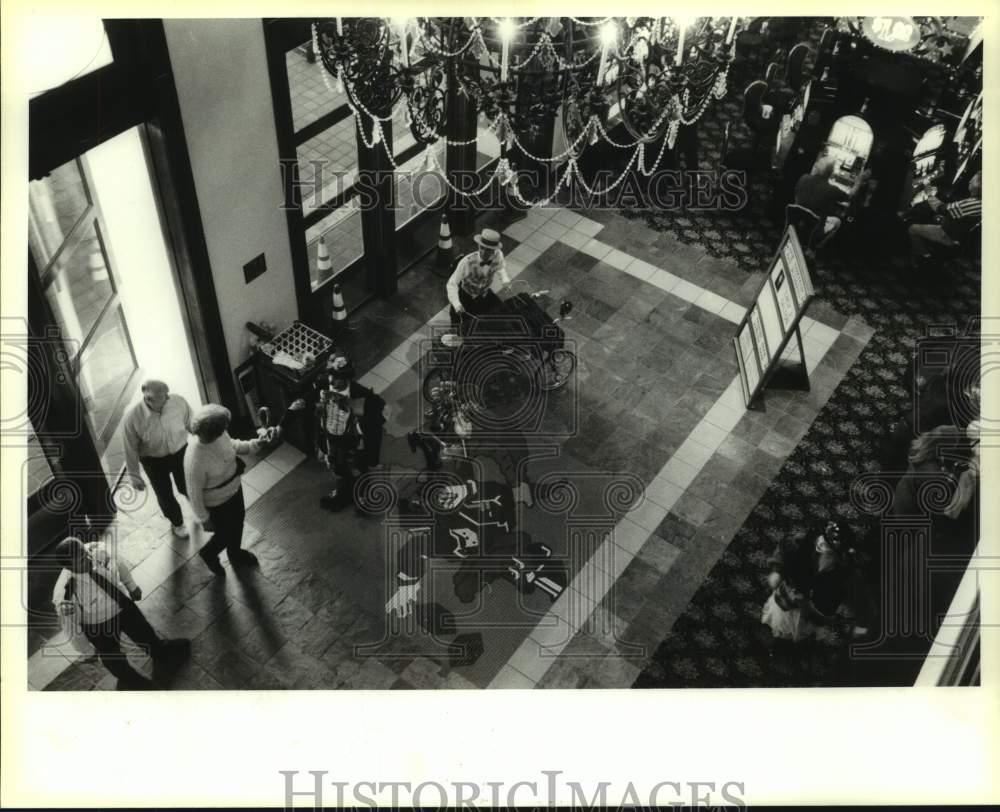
<box><xmin>540</xmin><ymin>349</ymin><xmax>576</xmax><ymax>391</ymax></box>
<box><xmin>423</xmin><ymin>367</ymin><xmax>455</xmax><ymax>403</ymax></box>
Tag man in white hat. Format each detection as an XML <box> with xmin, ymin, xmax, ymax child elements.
<box><xmin>446</xmin><ymin>227</ymin><xmax>510</xmax><ymax>332</ymax></box>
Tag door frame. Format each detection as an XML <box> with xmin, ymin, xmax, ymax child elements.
<box><xmin>26</xmin><ymin>19</ymin><xmax>241</xmax><ymax>548</ymax></box>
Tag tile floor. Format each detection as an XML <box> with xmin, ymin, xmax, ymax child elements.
<box><xmin>33</xmin><ymin>205</ymin><xmax>872</xmax><ymax>691</ymax></box>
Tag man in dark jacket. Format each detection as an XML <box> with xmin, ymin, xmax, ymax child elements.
<box><xmin>312</xmin><ymin>350</ymin><xmax>386</xmax><ymax>512</ymax></box>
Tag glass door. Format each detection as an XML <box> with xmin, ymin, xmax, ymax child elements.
<box><xmin>29</xmin><ymin>156</ymin><xmax>141</xmax><ymax>482</ymax></box>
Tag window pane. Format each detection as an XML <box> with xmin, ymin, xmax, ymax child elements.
<box><xmin>41</xmin><ymin>222</ymin><xmax>114</xmax><ymax>356</ymax></box>
<box><xmin>395</xmin><ymin>141</ymin><xmax>448</xmax><ymax>229</ymax></box>
<box><xmin>297</xmin><ymin>115</ymin><xmax>359</xmax><ymax>216</ymax></box>
<box><xmin>391</xmin><ymin>103</ymin><xmax>419</xmax><ymax>157</ymax></box>
<box><xmin>77</xmin><ymin>306</ymin><xmax>137</xmax><ymax>449</ymax></box>
<box><xmin>477</xmin><ymin>112</ymin><xmax>501</xmax><ymax>169</ymax></box>
<box><xmin>28</xmin><ymin>158</ymin><xmax>91</xmax><ymax>270</ymax></box>
<box><xmin>287</xmin><ymin>39</ymin><xmax>346</xmax><ymax>132</ymax></box>
<box><xmin>305</xmin><ymin>199</ymin><xmax>364</xmax><ymax>289</ymax></box>
<box><xmin>100</xmin><ymin>421</ymin><xmax>128</xmax><ymax>479</ymax></box>
<box><xmin>27</xmin><ymin>20</ymin><xmax>112</xmax><ymax>98</ymax></box>
<box><xmin>26</xmin><ymin>429</ymin><xmax>56</xmax><ymax>497</ymax></box>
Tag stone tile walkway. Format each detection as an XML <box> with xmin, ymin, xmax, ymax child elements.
<box><xmin>34</xmin><ymin>205</ymin><xmax>873</xmax><ymax>690</ymax></box>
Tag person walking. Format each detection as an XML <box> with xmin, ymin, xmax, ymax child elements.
<box><xmin>761</xmin><ymin>520</ymin><xmax>867</xmax><ymax>643</ymax></box>
<box><xmin>122</xmin><ymin>379</ymin><xmax>194</xmax><ymax>538</ymax></box>
<box><xmin>184</xmin><ymin>404</ymin><xmax>279</xmax><ymax>575</ymax></box>
<box><xmin>52</xmin><ymin>536</ymin><xmax>189</xmax><ymax>689</ymax></box>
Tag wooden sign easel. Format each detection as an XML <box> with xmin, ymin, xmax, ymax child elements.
<box><xmin>732</xmin><ymin>225</ymin><xmax>816</xmax><ymax>410</ymax></box>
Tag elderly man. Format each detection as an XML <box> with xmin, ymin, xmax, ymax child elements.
<box><xmin>908</xmin><ymin>171</ymin><xmax>982</xmax><ymax>270</ymax></box>
<box><xmin>123</xmin><ymin>380</ymin><xmax>193</xmax><ymax>538</ymax></box>
<box><xmin>446</xmin><ymin>227</ymin><xmax>510</xmax><ymax>333</ymax></box>
<box><xmin>184</xmin><ymin>404</ymin><xmax>279</xmax><ymax>575</ymax></box>
<box><xmin>52</xmin><ymin>536</ymin><xmax>189</xmax><ymax>689</ymax></box>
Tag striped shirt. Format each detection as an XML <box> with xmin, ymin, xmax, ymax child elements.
<box><xmin>941</xmin><ymin>197</ymin><xmax>982</xmax><ymax>241</ymax></box>
<box><xmin>53</xmin><ymin>542</ymin><xmax>138</xmax><ymax>628</ymax></box>
<box><xmin>321</xmin><ymin>387</ymin><xmax>354</xmax><ymax>436</ymax></box>
<box><xmin>944</xmin><ymin>198</ymin><xmax>982</xmax><ymax>221</ymax></box>
<box><xmin>447</xmin><ymin>251</ymin><xmax>509</xmax><ymax>310</ymax></box>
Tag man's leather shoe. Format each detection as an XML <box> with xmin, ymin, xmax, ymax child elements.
<box><xmin>198</xmin><ymin>549</ymin><xmax>226</xmax><ymax>576</ymax></box>
<box><xmin>230</xmin><ymin>549</ymin><xmax>259</xmax><ymax>568</ymax></box>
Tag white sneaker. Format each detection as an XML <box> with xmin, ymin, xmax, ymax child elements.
<box><xmin>171</xmin><ymin>524</ymin><xmax>189</xmax><ymax>539</ymax></box>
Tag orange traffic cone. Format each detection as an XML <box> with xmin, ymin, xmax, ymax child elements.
<box><xmin>436</xmin><ymin>213</ymin><xmax>453</xmax><ymax>271</ymax></box>
<box><xmin>316</xmin><ymin>237</ymin><xmax>332</xmax><ymax>283</ymax></box>
<box><xmin>331</xmin><ymin>283</ymin><xmax>354</xmax><ymax>332</ymax></box>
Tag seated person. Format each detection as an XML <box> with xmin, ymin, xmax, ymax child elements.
<box><xmin>794</xmin><ymin>157</ymin><xmax>868</xmax><ymax>246</ymax></box>
<box><xmin>889</xmin><ymin>425</ymin><xmax>976</xmax><ymax>533</ymax></box>
<box><xmin>881</xmin><ymin>339</ymin><xmax>979</xmax><ymax>473</ymax></box>
<box><xmin>907</xmin><ymin>171</ymin><xmax>982</xmax><ymax>270</ymax></box>
<box><xmin>446</xmin><ymin>228</ymin><xmax>510</xmax><ymax>335</ymax></box>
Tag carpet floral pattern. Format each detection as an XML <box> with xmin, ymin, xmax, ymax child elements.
<box><xmin>623</xmin><ymin>42</ymin><xmax>981</xmax><ymax>688</ymax></box>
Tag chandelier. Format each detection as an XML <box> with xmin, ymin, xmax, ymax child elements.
<box><xmin>313</xmin><ymin>17</ymin><xmax>741</xmax><ymax>204</ymax></box>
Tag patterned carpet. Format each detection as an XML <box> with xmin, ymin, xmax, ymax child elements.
<box><xmin>613</xmin><ymin>37</ymin><xmax>983</xmax><ymax>688</ymax></box>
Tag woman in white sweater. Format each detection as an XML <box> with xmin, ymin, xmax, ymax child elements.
<box><xmin>184</xmin><ymin>404</ymin><xmax>276</xmax><ymax>575</ymax></box>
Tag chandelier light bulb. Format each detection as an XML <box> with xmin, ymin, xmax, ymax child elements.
<box><xmin>498</xmin><ymin>18</ymin><xmax>516</xmax><ymax>43</ymax></box>
<box><xmin>393</xmin><ymin>17</ymin><xmax>410</xmax><ymax>67</ymax></box>
<box><xmin>310</xmin><ymin>16</ymin><xmax>731</xmax><ymax>180</ymax></box>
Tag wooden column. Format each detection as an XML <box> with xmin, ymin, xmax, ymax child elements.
<box><xmin>356</xmin><ymin>110</ymin><xmax>398</xmax><ymax>299</ymax></box>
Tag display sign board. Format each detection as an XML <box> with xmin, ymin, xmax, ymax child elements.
<box><xmin>732</xmin><ymin>226</ymin><xmax>815</xmax><ymax>408</ymax></box>
<box><xmin>862</xmin><ymin>16</ymin><xmax>921</xmax><ymax>52</ymax></box>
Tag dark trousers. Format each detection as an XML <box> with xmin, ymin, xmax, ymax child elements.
<box><xmin>202</xmin><ymin>488</ymin><xmax>246</xmax><ymax>559</ymax></box>
<box><xmin>140</xmin><ymin>447</ymin><xmax>187</xmax><ymax>527</ymax></box>
<box><xmin>450</xmin><ymin>287</ymin><xmax>502</xmax><ymax>334</ymax></box>
<box><xmin>83</xmin><ymin>601</ymin><xmax>160</xmax><ymax>681</ymax></box>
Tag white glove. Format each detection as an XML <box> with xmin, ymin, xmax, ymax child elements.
<box><xmin>385</xmin><ymin>582</ymin><xmax>421</xmax><ymax>617</ymax></box>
